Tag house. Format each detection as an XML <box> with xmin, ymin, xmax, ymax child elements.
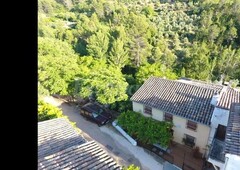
<box><xmin>209</xmin><ymin>103</ymin><xmax>240</xmax><ymax>170</ymax></box>
<box><xmin>130</xmin><ymin>77</ymin><xmax>240</xmax><ymax>159</ymax></box>
<box><xmin>38</xmin><ymin>118</ymin><xmax>121</xmax><ymax>170</ymax></box>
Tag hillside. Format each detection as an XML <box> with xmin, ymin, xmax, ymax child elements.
<box><xmin>38</xmin><ymin>0</ymin><xmax>240</xmax><ymax>111</ymax></box>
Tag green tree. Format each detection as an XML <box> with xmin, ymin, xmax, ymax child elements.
<box><xmin>152</xmin><ymin>37</ymin><xmax>177</xmax><ymax>67</ymax></box>
<box><xmin>108</xmin><ymin>38</ymin><xmax>129</xmax><ymax>68</ymax></box>
<box><xmin>126</xmin><ymin>13</ymin><xmax>153</xmax><ymax>67</ymax></box>
<box><xmin>181</xmin><ymin>67</ymin><xmax>186</xmax><ymax>78</ymax></box>
<box><xmin>38</xmin><ymin>0</ymin><xmax>240</xmax><ymax>97</ymax></box>
<box><xmin>136</xmin><ymin>63</ymin><xmax>177</xmax><ymax>84</ymax></box>
<box><xmin>38</xmin><ymin>37</ymin><xmax>80</xmax><ymax>95</ymax></box>
<box><xmin>184</xmin><ymin>42</ymin><xmax>212</xmax><ymax>80</ymax></box>
<box><xmin>87</xmin><ymin>30</ymin><xmax>109</xmax><ymax>60</ymax></box>
<box><xmin>75</xmin><ymin>57</ymin><xmax>128</xmax><ymax>104</ymax></box>
<box><xmin>38</xmin><ymin>82</ymin><xmax>50</xmax><ymax>97</ymax></box>
<box><xmin>129</xmin><ymin>37</ymin><xmax>152</xmax><ymax>67</ymax></box>
<box><xmin>38</xmin><ymin>13</ymin><xmax>56</xmax><ymax>38</ymax></box>
<box><xmin>216</xmin><ymin>46</ymin><xmax>240</xmax><ymax>83</ymax></box>
<box><xmin>123</xmin><ymin>164</ymin><xmax>140</xmax><ymax>170</ymax></box>
<box><xmin>38</xmin><ymin>100</ymin><xmax>63</xmax><ymax>122</ymax></box>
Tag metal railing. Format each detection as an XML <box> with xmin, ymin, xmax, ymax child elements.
<box><xmin>209</xmin><ymin>138</ymin><xmax>225</xmax><ymax>163</ymax></box>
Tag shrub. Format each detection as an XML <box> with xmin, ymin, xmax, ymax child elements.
<box><xmin>38</xmin><ymin>100</ymin><xmax>63</xmax><ymax>121</ymax></box>
<box><xmin>117</xmin><ymin>110</ymin><xmax>173</xmax><ymax>147</ymax></box>
<box><xmin>123</xmin><ymin>164</ymin><xmax>140</xmax><ymax>170</ymax></box>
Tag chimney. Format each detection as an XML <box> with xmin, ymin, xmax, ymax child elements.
<box><xmin>211</xmin><ymin>92</ymin><xmax>220</xmax><ymax>106</ymax></box>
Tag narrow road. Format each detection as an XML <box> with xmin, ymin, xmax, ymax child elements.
<box><xmin>43</xmin><ymin>96</ymin><xmax>164</xmax><ymax>170</ymax></box>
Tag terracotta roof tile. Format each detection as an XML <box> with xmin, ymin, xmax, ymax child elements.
<box><xmin>130</xmin><ymin>77</ymin><xmax>223</xmax><ymax>125</ymax></box>
<box><xmin>38</xmin><ymin>118</ymin><xmax>121</xmax><ymax>170</ymax></box>
<box><xmin>217</xmin><ymin>88</ymin><xmax>240</xmax><ymax>110</ymax></box>
<box><xmin>38</xmin><ymin>118</ymin><xmax>86</xmax><ymax>159</ymax></box>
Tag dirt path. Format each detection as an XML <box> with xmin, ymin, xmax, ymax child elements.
<box><xmin>43</xmin><ymin>96</ymin><xmax>164</xmax><ymax>170</ymax></box>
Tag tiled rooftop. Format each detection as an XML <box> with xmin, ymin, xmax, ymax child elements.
<box><xmin>38</xmin><ymin>118</ymin><xmax>86</xmax><ymax>159</ymax></box>
<box><xmin>131</xmin><ymin>77</ymin><xmax>240</xmax><ymax>125</ymax></box>
<box><xmin>38</xmin><ymin>118</ymin><xmax>121</xmax><ymax>169</ymax></box>
<box><xmin>225</xmin><ymin>103</ymin><xmax>240</xmax><ymax>156</ymax></box>
<box><xmin>38</xmin><ymin>141</ymin><xmax>121</xmax><ymax>170</ymax></box>
<box><xmin>130</xmin><ymin>77</ymin><xmax>222</xmax><ymax>125</ymax></box>
<box><xmin>217</xmin><ymin>88</ymin><xmax>240</xmax><ymax>110</ymax></box>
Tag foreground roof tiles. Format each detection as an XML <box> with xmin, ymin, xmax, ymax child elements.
<box><xmin>225</xmin><ymin>103</ymin><xmax>240</xmax><ymax>156</ymax></box>
<box><xmin>38</xmin><ymin>118</ymin><xmax>86</xmax><ymax>159</ymax></box>
<box><xmin>38</xmin><ymin>118</ymin><xmax>121</xmax><ymax>170</ymax></box>
<box><xmin>130</xmin><ymin>77</ymin><xmax>223</xmax><ymax>125</ymax></box>
<box><xmin>38</xmin><ymin>141</ymin><xmax>121</xmax><ymax>170</ymax></box>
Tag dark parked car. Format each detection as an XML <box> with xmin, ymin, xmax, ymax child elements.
<box><xmin>80</xmin><ymin>102</ymin><xmax>112</xmax><ymax>126</ymax></box>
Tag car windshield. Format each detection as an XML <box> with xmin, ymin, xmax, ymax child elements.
<box><xmin>92</xmin><ymin>112</ymin><xmax>99</xmax><ymax>118</ymax></box>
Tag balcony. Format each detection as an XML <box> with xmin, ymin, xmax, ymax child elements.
<box><xmin>209</xmin><ymin>138</ymin><xmax>225</xmax><ymax>163</ymax></box>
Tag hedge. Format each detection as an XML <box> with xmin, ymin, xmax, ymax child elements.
<box><xmin>117</xmin><ymin>110</ymin><xmax>173</xmax><ymax>147</ymax></box>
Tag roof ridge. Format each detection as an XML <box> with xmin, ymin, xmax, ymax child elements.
<box><xmin>150</xmin><ymin>77</ymin><xmax>222</xmax><ymax>92</ymax></box>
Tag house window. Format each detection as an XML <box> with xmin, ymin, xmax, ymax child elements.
<box><xmin>183</xmin><ymin>134</ymin><xmax>195</xmax><ymax>147</ymax></box>
<box><xmin>164</xmin><ymin>113</ymin><xmax>173</xmax><ymax>121</ymax></box>
<box><xmin>144</xmin><ymin>105</ymin><xmax>152</xmax><ymax>115</ymax></box>
<box><xmin>187</xmin><ymin>120</ymin><xmax>197</xmax><ymax>131</ymax></box>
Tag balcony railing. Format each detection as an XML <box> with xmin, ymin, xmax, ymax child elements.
<box><xmin>209</xmin><ymin>138</ymin><xmax>225</xmax><ymax>163</ymax></box>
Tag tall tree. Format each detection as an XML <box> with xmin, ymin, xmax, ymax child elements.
<box><xmin>126</xmin><ymin>12</ymin><xmax>153</xmax><ymax>67</ymax></box>
<box><xmin>216</xmin><ymin>46</ymin><xmax>240</xmax><ymax>82</ymax></box>
<box><xmin>72</xmin><ymin>56</ymin><xmax>128</xmax><ymax>104</ymax></box>
<box><xmin>38</xmin><ymin>37</ymin><xmax>80</xmax><ymax>95</ymax></box>
<box><xmin>129</xmin><ymin>36</ymin><xmax>152</xmax><ymax>67</ymax></box>
<box><xmin>136</xmin><ymin>63</ymin><xmax>177</xmax><ymax>84</ymax></box>
<box><xmin>108</xmin><ymin>38</ymin><xmax>129</xmax><ymax>68</ymax></box>
<box><xmin>87</xmin><ymin>30</ymin><xmax>109</xmax><ymax>60</ymax></box>
<box><xmin>184</xmin><ymin>42</ymin><xmax>212</xmax><ymax>80</ymax></box>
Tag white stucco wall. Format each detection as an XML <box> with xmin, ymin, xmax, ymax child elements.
<box><xmin>132</xmin><ymin>101</ymin><xmax>151</xmax><ymax>117</ymax></box>
<box><xmin>132</xmin><ymin>101</ymin><xmax>210</xmax><ymax>154</ymax></box>
<box><xmin>132</xmin><ymin>101</ymin><xmax>143</xmax><ymax>114</ymax></box>
<box><xmin>172</xmin><ymin>115</ymin><xmax>210</xmax><ymax>154</ymax></box>
<box><xmin>152</xmin><ymin>107</ymin><xmax>164</xmax><ymax>121</ymax></box>
<box><xmin>211</xmin><ymin>107</ymin><xmax>229</xmax><ymax>128</ymax></box>
<box><xmin>207</xmin><ymin>107</ymin><xmax>229</xmax><ymax>151</ymax></box>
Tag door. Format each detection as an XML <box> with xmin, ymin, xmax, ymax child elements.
<box><xmin>215</xmin><ymin>124</ymin><xmax>226</xmax><ymax>141</ymax></box>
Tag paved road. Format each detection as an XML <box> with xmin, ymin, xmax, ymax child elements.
<box><xmin>44</xmin><ymin>96</ymin><xmax>164</xmax><ymax>170</ymax></box>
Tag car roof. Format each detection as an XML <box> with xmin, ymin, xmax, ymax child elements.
<box><xmin>81</xmin><ymin>102</ymin><xmax>103</xmax><ymax>113</ymax></box>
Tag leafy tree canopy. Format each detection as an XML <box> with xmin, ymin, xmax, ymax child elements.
<box><xmin>136</xmin><ymin>62</ymin><xmax>177</xmax><ymax>84</ymax></box>
<box><xmin>75</xmin><ymin>57</ymin><xmax>128</xmax><ymax>104</ymax></box>
<box><xmin>38</xmin><ymin>37</ymin><xmax>80</xmax><ymax>95</ymax></box>
<box><xmin>123</xmin><ymin>164</ymin><xmax>140</xmax><ymax>170</ymax></box>
<box><xmin>38</xmin><ymin>0</ymin><xmax>240</xmax><ymax>108</ymax></box>
<box><xmin>38</xmin><ymin>100</ymin><xmax>63</xmax><ymax>121</ymax></box>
